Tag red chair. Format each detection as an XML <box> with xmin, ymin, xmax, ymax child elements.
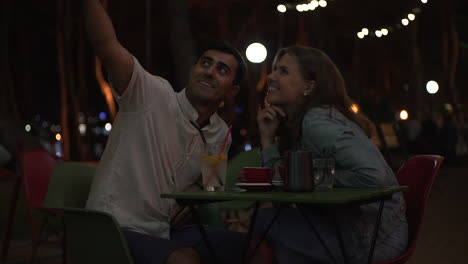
<box><xmin>376</xmin><ymin>155</ymin><xmax>444</xmax><ymax>264</ymax></box>
<box><xmin>17</xmin><ymin>148</ymin><xmax>63</xmax><ymax>263</ymax></box>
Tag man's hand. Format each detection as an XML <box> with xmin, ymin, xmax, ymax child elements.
<box><xmin>83</xmin><ymin>0</ymin><xmax>134</xmax><ymax>95</ymax></box>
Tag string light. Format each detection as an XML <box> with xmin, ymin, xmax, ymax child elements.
<box><xmin>356</xmin><ymin>1</ymin><xmax>429</xmax><ymax>39</ymax></box>
<box><xmin>277</xmin><ymin>4</ymin><xmax>287</xmax><ymax>13</ymax></box>
<box><xmin>277</xmin><ymin>0</ymin><xmax>330</xmax><ymax>13</ymax></box>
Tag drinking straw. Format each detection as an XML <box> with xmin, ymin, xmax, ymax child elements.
<box><xmin>204</xmin><ymin>125</ymin><xmax>232</xmax><ymax>188</ymax></box>
<box><xmin>218</xmin><ymin>125</ymin><xmax>232</xmax><ymax>158</ymax></box>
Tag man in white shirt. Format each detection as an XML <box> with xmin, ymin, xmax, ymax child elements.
<box><xmin>83</xmin><ymin>1</ymin><xmax>247</xmax><ymax>263</ymax></box>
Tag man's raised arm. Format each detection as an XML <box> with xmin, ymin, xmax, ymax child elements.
<box><xmin>83</xmin><ymin>0</ymin><xmax>134</xmax><ymax>95</ymax></box>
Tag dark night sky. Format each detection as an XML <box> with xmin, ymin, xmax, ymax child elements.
<box><xmin>7</xmin><ymin>0</ymin><xmax>468</xmax><ymax>124</ymax></box>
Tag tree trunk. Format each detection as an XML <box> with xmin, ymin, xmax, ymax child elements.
<box><xmin>95</xmin><ymin>0</ymin><xmax>116</xmax><ymax>120</ymax></box>
<box><xmin>0</xmin><ymin>0</ymin><xmax>19</xmax><ymax>119</ymax></box>
<box><xmin>167</xmin><ymin>0</ymin><xmax>196</xmax><ymax>91</ymax></box>
<box><xmin>409</xmin><ymin>20</ymin><xmax>424</xmax><ymax>119</ymax></box>
<box><xmin>350</xmin><ymin>39</ymin><xmax>361</xmax><ymax>102</ymax></box>
<box><xmin>76</xmin><ymin>19</ymin><xmax>93</xmax><ymax>161</ymax></box>
<box><xmin>446</xmin><ymin>0</ymin><xmax>460</xmax><ymax>111</ymax></box>
<box><xmin>56</xmin><ymin>0</ymin><xmax>70</xmax><ymax>160</ymax></box>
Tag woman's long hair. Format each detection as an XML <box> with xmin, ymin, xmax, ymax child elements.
<box><xmin>274</xmin><ymin>45</ymin><xmax>372</xmax><ymax>151</ymax></box>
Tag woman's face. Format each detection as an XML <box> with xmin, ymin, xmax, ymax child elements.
<box><xmin>265</xmin><ymin>53</ymin><xmax>311</xmax><ymax>106</ymax></box>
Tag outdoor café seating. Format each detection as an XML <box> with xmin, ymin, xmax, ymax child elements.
<box><xmin>161</xmin><ymin>154</ymin><xmax>444</xmax><ymax>264</ymax></box>
<box><xmin>375</xmin><ymin>155</ymin><xmax>443</xmax><ymax>264</ymax></box>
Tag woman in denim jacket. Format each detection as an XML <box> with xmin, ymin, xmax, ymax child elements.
<box><xmin>254</xmin><ymin>45</ymin><xmax>408</xmax><ymax>264</ymax></box>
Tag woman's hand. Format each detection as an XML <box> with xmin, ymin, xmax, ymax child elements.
<box><xmin>257</xmin><ymin>105</ymin><xmax>286</xmax><ymax>148</ymax></box>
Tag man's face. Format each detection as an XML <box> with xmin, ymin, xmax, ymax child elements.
<box><xmin>187</xmin><ymin>50</ymin><xmax>239</xmax><ymax>105</ymax></box>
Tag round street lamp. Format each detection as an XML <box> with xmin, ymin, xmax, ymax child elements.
<box><xmin>246</xmin><ymin>43</ymin><xmax>267</xmax><ymax>63</ymax></box>
<box><xmin>426</xmin><ymin>80</ymin><xmax>439</xmax><ymax>94</ymax></box>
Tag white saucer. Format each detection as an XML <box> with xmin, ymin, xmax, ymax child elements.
<box><xmin>235</xmin><ymin>183</ymin><xmax>271</xmax><ymax>186</ymax></box>
<box><xmin>235</xmin><ymin>182</ymin><xmax>273</xmax><ymax>192</ymax></box>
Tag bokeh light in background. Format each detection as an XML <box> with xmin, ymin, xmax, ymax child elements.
<box><xmin>25</xmin><ymin>124</ymin><xmax>31</xmax><ymax>132</ymax></box>
<box><xmin>79</xmin><ymin>124</ymin><xmax>87</xmax><ymax>136</ymax></box>
<box><xmin>244</xmin><ymin>143</ymin><xmax>252</xmax><ymax>151</ymax></box>
<box><xmin>399</xmin><ymin>110</ymin><xmax>409</xmax><ymax>120</ymax></box>
<box><xmin>277</xmin><ymin>4</ymin><xmax>286</xmax><ymax>13</ymax></box>
<box><xmin>99</xmin><ymin>112</ymin><xmax>107</xmax><ymax>121</ymax></box>
<box><xmin>426</xmin><ymin>80</ymin><xmax>439</xmax><ymax>94</ymax></box>
<box><xmin>240</xmin><ymin>129</ymin><xmax>247</xmax><ymax>137</ymax></box>
<box><xmin>55</xmin><ymin>133</ymin><xmax>62</xmax><ymax>141</ymax></box>
<box><xmin>444</xmin><ymin>103</ymin><xmax>453</xmax><ymax>113</ymax></box>
<box><xmin>350</xmin><ymin>104</ymin><xmax>359</xmax><ymax>113</ymax></box>
<box><xmin>246</xmin><ymin>43</ymin><xmax>267</xmax><ymax>63</ymax></box>
<box><xmin>401</xmin><ymin>18</ymin><xmax>409</xmax><ymax>26</ymax></box>
<box><xmin>408</xmin><ymin>13</ymin><xmax>416</xmax><ymax>21</ymax></box>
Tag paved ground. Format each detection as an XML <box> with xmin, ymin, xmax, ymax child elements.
<box><xmin>406</xmin><ymin>167</ymin><xmax>468</xmax><ymax>264</ymax></box>
<box><xmin>1</xmin><ymin>167</ymin><xmax>467</xmax><ymax>264</ymax></box>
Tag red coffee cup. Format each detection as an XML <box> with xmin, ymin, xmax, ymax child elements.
<box><xmin>238</xmin><ymin>167</ymin><xmax>274</xmax><ymax>183</ymax></box>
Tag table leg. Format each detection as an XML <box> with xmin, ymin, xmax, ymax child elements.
<box><xmin>297</xmin><ymin>205</ymin><xmax>338</xmax><ymax>264</ymax></box>
<box><xmin>333</xmin><ymin>212</ymin><xmax>350</xmax><ymax>264</ymax></box>
<box><xmin>245</xmin><ymin>206</ymin><xmax>283</xmax><ymax>263</ymax></box>
<box><xmin>192</xmin><ymin>206</ymin><xmax>221</xmax><ymax>264</ymax></box>
<box><xmin>367</xmin><ymin>200</ymin><xmax>385</xmax><ymax>264</ymax></box>
<box><xmin>242</xmin><ymin>201</ymin><xmax>260</xmax><ymax>264</ymax></box>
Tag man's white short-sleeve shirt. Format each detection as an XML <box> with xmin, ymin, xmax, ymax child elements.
<box><xmin>86</xmin><ymin>57</ymin><xmax>231</xmax><ymax>239</ymax></box>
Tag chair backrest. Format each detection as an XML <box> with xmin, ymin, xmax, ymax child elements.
<box><xmin>61</xmin><ymin>207</ymin><xmax>134</xmax><ymax>264</ymax></box>
<box><xmin>18</xmin><ymin>148</ymin><xmax>58</xmax><ymax>208</ymax></box>
<box><xmin>378</xmin><ymin>155</ymin><xmax>443</xmax><ymax>264</ymax></box>
<box><xmin>396</xmin><ymin>155</ymin><xmax>443</xmax><ymax>241</ymax></box>
<box><xmin>43</xmin><ymin>162</ymin><xmax>95</xmax><ymax>209</ymax></box>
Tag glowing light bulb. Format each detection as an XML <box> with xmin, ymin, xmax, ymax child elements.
<box><xmin>246</xmin><ymin>43</ymin><xmax>267</xmax><ymax>63</ymax></box>
<box><xmin>400</xmin><ymin>110</ymin><xmax>409</xmax><ymax>120</ymax></box>
<box><xmin>426</xmin><ymin>80</ymin><xmax>439</xmax><ymax>94</ymax></box>
<box><xmin>277</xmin><ymin>4</ymin><xmax>287</xmax><ymax>13</ymax></box>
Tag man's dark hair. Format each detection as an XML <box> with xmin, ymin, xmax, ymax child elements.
<box><xmin>196</xmin><ymin>41</ymin><xmax>247</xmax><ymax>86</ymax></box>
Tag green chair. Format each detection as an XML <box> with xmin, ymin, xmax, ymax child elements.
<box><xmin>43</xmin><ymin>161</ymin><xmax>95</xmax><ymax>209</ymax></box>
<box><xmin>60</xmin><ymin>207</ymin><xmax>134</xmax><ymax>264</ymax></box>
<box><xmin>39</xmin><ymin>162</ymin><xmax>95</xmax><ymax>263</ymax></box>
